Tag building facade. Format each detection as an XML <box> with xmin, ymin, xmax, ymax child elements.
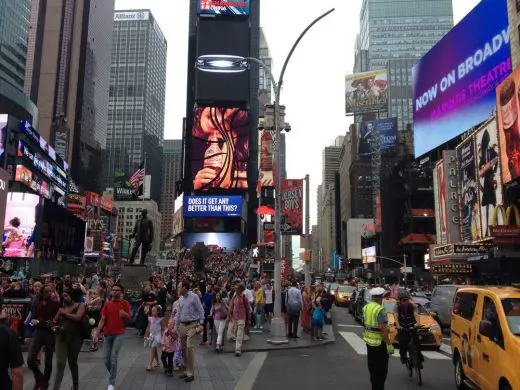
<box><xmin>338</xmin><ymin>132</ymin><xmax>352</xmax><ymax>257</ymax></box>
<box><xmin>258</xmin><ymin>27</ymin><xmax>272</xmax><ymax>115</ymax></box>
<box><xmin>160</xmin><ymin>139</ymin><xmax>182</xmax><ymax>247</ymax></box>
<box><xmin>360</xmin><ymin>0</ymin><xmax>453</xmax><ymax>71</ymax></box>
<box><xmin>26</xmin><ymin>0</ymin><xmax>115</xmax><ymax>193</ymax></box>
<box><xmin>103</xmin><ymin>10</ymin><xmax>167</xmax><ymax>204</ymax></box>
<box><xmin>114</xmin><ymin>199</ymin><xmax>161</xmax><ymax>260</ymax></box>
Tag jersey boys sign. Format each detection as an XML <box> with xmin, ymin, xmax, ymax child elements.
<box><xmin>281</xmin><ymin>179</ymin><xmax>303</xmax><ymax>235</ymax></box>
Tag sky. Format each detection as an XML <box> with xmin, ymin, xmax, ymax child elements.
<box><xmin>114</xmin><ymin>0</ymin><xmax>481</xmax><ymax>229</ymax></box>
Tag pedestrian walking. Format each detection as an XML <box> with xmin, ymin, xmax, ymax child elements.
<box><xmin>228</xmin><ymin>283</ymin><xmax>251</xmax><ymax>356</ymax></box>
<box><xmin>27</xmin><ymin>284</ymin><xmax>60</xmax><ymax>390</ymax></box>
<box><xmin>170</xmin><ymin>297</ymin><xmax>184</xmax><ymax>371</ymax></box>
<box><xmin>201</xmin><ymin>284</ymin><xmax>214</xmax><ymax>345</ymax></box>
<box><xmin>253</xmin><ymin>282</ymin><xmax>265</xmax><ymax>329</ymax></box>
<box><xmin>145</xmin><ymin>305</ymin><xmax>163</xmax><ymax>371</ymax></box>
<box><xmin>161</xmin><ymin>318</ymin><xmax>177</xmax><ymax>376</ymax></box>
<box><xmin>286</xmin><ymin>281</ymin><xmax>303</xmax><ymax>338</ymax></box>
<box><xmin>174</xmin><ymin>281</ymin><xmax>204</xmax><ymax>383</ymax></box>
<box><xmin>362</xmin><ymin>287</ymin><xmax>394</xmax><ymax>390</ymax></box>
<box><xmin>311</xmin><ymin>298</ymin><xmax>325</xmax><ymax>340</ymax></box>
<box><xmin>52</xmin><ymin>287</ymin><xmax>86</xmax><ymax>390</ymax></box>
<box><xmin>0</xmin><ymin>296</ymin><xmax>24</xmax><ymax>390</ymax></box>
<box><xmin>210</xmin><ymin>292</ymin><xmax>228</xmax><ymax>352</ymax></box>
<box><xmin>93</xmin><ymin>283</ymin><xmax>131</xmax><ymax>390</ymax></box>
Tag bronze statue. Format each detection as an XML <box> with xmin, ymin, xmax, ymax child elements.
<box><xmin>129</xmin><ymin>209</ymin><xmax>154</xmax><ymax>265</ymax></box>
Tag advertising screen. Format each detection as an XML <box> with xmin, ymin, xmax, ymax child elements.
<box><xmin>195</xmin><ymin>19</ymin><xmax>250</xmax><ymax>103</ymax></box>
<box><xmin>497</xmin><ymin>67</ymin><xmax>520</xmax><ymax>184</ymax></box>
<box><xmin>358</xmin><ymin>117</ymin><xmax>398</xmax><ymax>157</ymax></box>
<box><xmin>183</xmin><ymin>232</ymin><xmax>241</xmax><ymax>251</ymax></box>
<box><xmin>18</xmin><ymin>141</ymin><xmax>67</xmax><ymax>190</ymax></box>
<box><xmin>2</xmin><ymin>192</ymin><xmax>40</xmax><ymax>258</ymax></box>
<box><xmin>475</xmin><ymin>120</ymin><xmax>503</xmax><ymax>237</ymax></box>
<box><xmin>362</xmin><ymin>246</ymin><xmax>376</xmax><ymax>264</ymax></box>
<box><xmin>457</xmin><ymin>137</ymin><xmax>480</xmax><ymax>241</ymax></box>
<box><xmin>413</xmin><ymin>0</ymin><xmax>511</xmax><ymax>157</ymax></box>
<box><xmin>345</xmin><ymin>70</ymin><xmax>388</xmax><ymax>114</ymax></box>
<box><xmin>184</xmin><ymin>195</ymin><xmax>242</xmax><ymax>217</ymax></box>
<box><xmin>198</xmin><ymin>0</ymin><xmax>250</xmax><ymax>15</ymax></box>
<box><xmin>191</xmin><ymin>107</ymin><xmax>249</xmax><ymax>191</ymax></box>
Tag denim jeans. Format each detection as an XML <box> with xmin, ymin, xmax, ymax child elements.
<box><xmin>104</xmin><ymin>334</ymin><xmax>125</xmax><ymax>386</ymax></box>
<box><xmin>255</xmin><ymin>304</ymin><xmax>265</xmax><ymax>328</ymax></box>
<box><xmin>27</xmin><ymin>328</ymin><xmax>56</xmax><ymax>387</ymax></box>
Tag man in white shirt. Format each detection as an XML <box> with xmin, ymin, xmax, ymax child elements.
<box><xmin>264</xmin><ymin>281</ymin><xmax>274</xmax><ymax>330</ymax></box>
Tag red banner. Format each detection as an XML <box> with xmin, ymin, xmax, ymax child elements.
<box><xmin>101</xmin><ymin>197</ymin><xmax>113</xmax><ymax>212</ymax></box>
<box><xmin>281</xmin><ymin>258</ymin><xmax>289</xmax><ymax>281</ymax></box>
<box><xmin>85</xmin><ymin>192</ymin><xmax>100</xmax><ymax>207</ymax></box>
<box><xmin>259</xmin><ymin>130</ymin><xmax>274</xmax><ymax>188</ymax></box>
<box><xmin>281</xmin><ymin>179</ymin><xmax>303</xmax><ymax>235</ymax></box>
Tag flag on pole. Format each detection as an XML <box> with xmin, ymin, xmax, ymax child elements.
<box><xmin>130</xmin><ymin>161</ymin><xmax>145</xmax><ymax>190</ymax></box>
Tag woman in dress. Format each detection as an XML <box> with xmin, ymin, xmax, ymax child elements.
<box><xmin>145</xmin><ymin>305</ymin><xmax>163</xmax><ymax>371</ymax></box>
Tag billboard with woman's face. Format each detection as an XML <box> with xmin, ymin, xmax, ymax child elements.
<box><xmin>191</xmin><ymin>107</ymin><xmax>249</xmax><ymax>192</ymax></box>
<box><xmin>3</xmin><ymin>193</ymin><xmax>40</xmax><ymax>258</ymax></box>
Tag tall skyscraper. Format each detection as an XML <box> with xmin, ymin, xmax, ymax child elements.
<box><xmin>26</xmin><ymin>0</ymin><xmax>115</xmax><ymax>192</ymax></box>
<box><xmin>1</xmin><ymin>0</ymin><xmax>31</xmax><ymax>92</ymax></box>
<box><xmin>360</xmin><ymin>0</ymin><xmax>453</xmax><ymax>71</ymax></box>
<box><xmin>160</xmin><ymin>139</ymin><xmax>182</xmax><ymax>246</ymax></box>
<box><xmin>103</xmin><ymin>10</ymin><xmax>167</xmax><ymax>203</ymax></box>
<box><xmin>322</xmin><ymin>136</ymin><xmax>343</xmax><ymax>188</ymax></box>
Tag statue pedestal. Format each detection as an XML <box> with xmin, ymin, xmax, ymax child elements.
<box><xmin>121</xmin><ymin>264</ymin><xmax>148</xmax><ymax>293</ymax></box>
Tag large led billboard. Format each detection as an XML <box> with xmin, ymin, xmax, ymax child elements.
<box><xmin>184</xmin><ymin>195</ymin><xmax>242</xmax><ymax>217</ymax></box>
<box><xmin>361</xmin><ymin>246</ymin><xmax>376</xmax><ymax>264</ymax></box>
<box><xmin>413</xmin><ymin>0</ymin><xmax>511</xmax><ymax>157</ymax></box>
<box><xmin>2</xmin><ymin>192</ymin><xmax>40</xmax><ymax>258</ymax></box>
<box><xmin>345</xmin><ymin>70</ymin><xmax>388</xmax><ymax>114</ymax></box>
<box><xmin>198</xmin><ymin>0</ymin><xmax>250</xmax><ymax>16</ymax></box>
<box><xmin>191</xmin><ymin>107</ymin><xmax>249</xmax><ymax>191</ymax></box>
<box><xmin>183</xmin><ymin>232</ymin><xmax>241</xmax><ymax>251</ymax></box>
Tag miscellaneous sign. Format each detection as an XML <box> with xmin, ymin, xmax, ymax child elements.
<box><xmin>431</xmin><ymin>263</ymin><xmax>474</xmax><ymax>274</ymax></box>
<box><xmin>432</xmin><ymin>244</ymin><xmax>490</xmax><ymax>258</ymax></box>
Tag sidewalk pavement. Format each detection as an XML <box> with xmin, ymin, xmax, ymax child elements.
<box><xmin>21</xmin><ymin>324</ymin><xmax>334</xmax><ymax>390</ymax></box>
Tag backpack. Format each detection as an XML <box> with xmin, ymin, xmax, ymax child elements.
<box><xmin>286</xmin><ymin>288</ymin><xmax>302</xmax><ymax>314</ymax></box>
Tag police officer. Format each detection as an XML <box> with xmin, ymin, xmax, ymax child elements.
<box><xmin>363</xmin><ymin>287</ymin><xmax>393</xmax><ymax>390</ymax></box>
<box><xmin>393</xmin><ymin>292</ymin><xmax>424</xmax><ymax>366</ymax></box>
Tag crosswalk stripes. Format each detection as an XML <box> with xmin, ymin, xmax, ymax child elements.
<box><xmin>338</xmin><ymin>331</ymin><xmax>452</xmax><ymax>360</ymax></box>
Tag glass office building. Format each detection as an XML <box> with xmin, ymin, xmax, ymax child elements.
<box><xmin>104</xmin><ymin>10</ymin><xmax>167</xmax><ymax>203</ymax></box>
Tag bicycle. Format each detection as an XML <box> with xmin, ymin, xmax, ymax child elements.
<box><xmin>399</xmin><ymin>326</ymin><xmax>424</xmax><ymax>386</ymax></box>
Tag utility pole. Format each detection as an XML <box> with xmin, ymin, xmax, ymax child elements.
<box><xmin>305</xmin><ymin>174</ymin><xmax>311</xmax><ymax>286</ymax></box>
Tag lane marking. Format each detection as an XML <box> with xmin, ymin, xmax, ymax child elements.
<box><xmin>422</xmin><ymin>350</ymin><xmax>451</xmax><ymax>360</ymax></box>
<box><xmin>439</xmin><ymin>344</ymin><xmax>452</xmax><ymax>355</ymax></box>
<box><xmin>234</xmin><ymin>352</ymin><xmax>268</xmax><ymax>390</ymax></box>
<box><xmin>337</xmin><ymin>324</ymin><xmax>363</xmax><ymax>328</ymax></box>
<box><xmin>339</xmin><ymin>332</ymin><xmax>367</xmax><ymax>355</ymax></box>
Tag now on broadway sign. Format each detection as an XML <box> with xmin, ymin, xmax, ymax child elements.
<box><xmin>281</xmin><ymin>179</ymin><xmax>303</xmax><ymax>235</ymax></box>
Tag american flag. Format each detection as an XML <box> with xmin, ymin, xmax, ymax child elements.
<box><xmin>200</xmin><ymin>0</ymin><xmax>211</xmax><ymax>10</ymax></box>
<box><xmin>129</xmin><ymin>161</ymin><xmax>145</xmax><ymax>190</ymax></box>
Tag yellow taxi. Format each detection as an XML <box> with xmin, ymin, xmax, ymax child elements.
<box><xmin>334</xmin><ymin>285</ymin><xmax>356</xmax><ymax>307</ymax></box>
<box><xmin>383</xmin><ymin>298</ymin><xmax>442</xmax><ymax>348</ymax></box>
<box><xmin>451</xmin><ymin>286</ymin><xmax>520</xmax><ymax>390</ymax></box>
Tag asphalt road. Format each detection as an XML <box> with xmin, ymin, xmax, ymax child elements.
<box><xmin>252</xmin><ymin>305</ymin><xmax>457</xmax><ymax>390</ymax></box>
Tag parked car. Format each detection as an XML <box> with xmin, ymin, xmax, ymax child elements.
<box><xmin>451</xmin><ymin>286</ymin><xmax>520</xmax><ymax>390</ymax></box>
<box><xmin>430</xmin><ymin>285</ymin><xmax>467</xmax><ymax>330</ymax></box>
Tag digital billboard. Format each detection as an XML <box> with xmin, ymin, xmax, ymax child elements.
<box><xmin>497</xmin><ymin>67</ymin><xmax>520</xmax><ymax>184</ymax></box>
<box><xmin>345</xmin><ymin>69</ymin><xmax>388</xmax><ymax>114</ymax></box>
<box><xmin>475</xmin><ymin>119</ymin><xmax>503</xmax><ymax>237</ymax></box>
<box><xmin>184</xmin><ymin>195</ymin><xmax>242</xmax><ymax>217</ymax></box>
<box><xmin>0</xmin><ymin>114</ymin><xmax>7</xmax><ymax>168</ymax></box>
<box><xmin>362</xmin><ymin>246</ymin><xmax>376</xmax><ymax>264</ymax></box>
<box><xmin>457</xmin><ymin>137</ymin><xmax>480</xmax><ymax>241</ymax></box>
<box><xmin>198</xmin><ymin>0</ymin><xmax>250</xmax><ymax>15</ymax></box>
<box><xmin>358</xmin><ymin>117</ymin><xmax>398</xmax><ymax>157</ymax></box>
<box><xmin>183</xmin><ymin>232</ymin><xmax>241</xmax><ymax>251</ymax></box>
<box><xmin>2</xmin><ymin>192</ymin><xmax>40</xmax><ymax>258</ymax></box>
<box><xmin>191</xmin><ymin>107</ymin><xmax>249</xmax><ymax>191</ymax></box>
<box><xmin>413</xmin><ymin>0</ymin><xmax>511</xmax><ymax>157</ymax></box>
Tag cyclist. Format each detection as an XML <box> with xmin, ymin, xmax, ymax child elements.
<box><xmin>393</xmin><ymin>292</ymin><xmax>424</xmax><ymax>367</ymax></box>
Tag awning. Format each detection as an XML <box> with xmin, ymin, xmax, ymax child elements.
<box><xmin>399</xmin><ymin>233</ymin><xmax>436</xmax><ymax>245</ymax></box>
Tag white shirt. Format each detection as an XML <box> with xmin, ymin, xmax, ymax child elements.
<box><xmin>244</xmin><ymin>289</ymin><xmax>254</xmax><ymax>306</ymax></box>
<box><xmin>264</xmin><ymin>287</ymin><xmax>273</xmax><ymax>304</ymax></box>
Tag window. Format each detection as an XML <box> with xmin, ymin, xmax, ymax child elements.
<box><xmin>453</xmin><ymin>292</ymin><xmax>477</xmax><ymax>320</ymax></box>
<box><xmin>517</xmin><ymin>0</ymin><xmax>520</xmax><ymax>13</ymax></box>
<box><xmin>482</xmin><ymin>297</ymin><xmax>504</xmax><ymax>348</ymax></box>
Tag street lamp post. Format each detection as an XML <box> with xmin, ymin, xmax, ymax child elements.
<box><xmin>195</xmin><ymin>8</ymin><xmax>335</xmax><ymax>345</ymax></box>
<box><xmin>372</xmin><ymin>254</ymin><xmax>408</xmax><ymax>286</ymax></box>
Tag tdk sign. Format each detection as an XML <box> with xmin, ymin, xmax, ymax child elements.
<box><xmin>114</xmin><ymin>11</ymin><xmax>149</xmax><ymax>21</ymax></box>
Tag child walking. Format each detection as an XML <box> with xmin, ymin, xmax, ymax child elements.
<box><xmin>145</xmin><ymin>305</ymin><xmax>163</xmax><ymax>371</ymax></box>
<box><xmin>161</xmin><ymin>319</ymin><xmax>177</xmax><ymax>376</ymax></box>
<box><xmin>312</xmin><ymin>299</ymin><xmax>325</xmax><ymax>341</ymax></box>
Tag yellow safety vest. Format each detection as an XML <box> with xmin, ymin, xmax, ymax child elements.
<box><xmin>363</xmin><ymin>302</ymin><xmax>385</xmax><ymax>347</ymax></box>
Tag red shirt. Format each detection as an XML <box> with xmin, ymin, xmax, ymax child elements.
<box><xmin>101</xmin><ymin>299</ymin><xmax>131</xmax><ymax>336</ymax></box>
